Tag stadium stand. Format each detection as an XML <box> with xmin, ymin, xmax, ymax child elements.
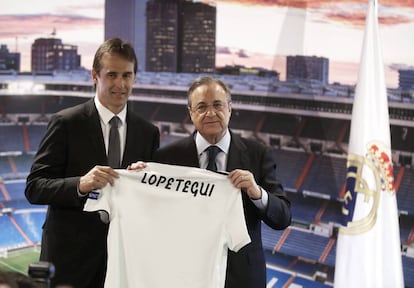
<box><xmin>26</xmin><ymin>124</ymin><xmax>47</xmax><ymax>153</ymax></box>
<box><xmin>12</xmin><ymin>212</ymin><xmax>44</xmax><ymax>243</ymax></box>
<box><xmin>397</xmin><ymin>168</ymin><xmax>414</xmax><ymax>215</ymax></box>
<box><xmin>0</xmin><ymin>73</ymin><xmax>413</xmax><ymax>287</ymax></box>
<box><xmin>286</xmin><ymin>193</ymin><xmax>326</xmax><ymax>224</ymax></box>
<box><xmin>403</xmin><ymin>256</ymin><xmax>414</xmax><ymax>287</ymax></box>
<box><xmin>272</xmin><ymin>148</ymin><xmax>309</xmax><ymax>190</ymax></box>
<box><xmin>299</xmin><ymin>154</ymin><xmax>346</xmax><ymax>198</ymax></box>
<box><xmin>0</xmin><ymin>125</ymin><xmax>25</xmax><ymax>152</ymax></box>
<box><xmin>0</xmin><ymin>157</ymin><xmax>12</xmax><ymax>175</ymax></box>
<box><xmin>0</xmin><ymin>215</ymin><xmax>27</xmax><ymax>249</ymax></box>
<box><xmin>3</xmin><ymin>181</ymin><xmax>27</xmax><ymax>200</ymax></box>
<box><xmin>261</xmin><ymin>113</ymin><xmax>301</xmax><ymax>136</ymax></box>
<box><xmin>318</xmin><ymin>200</ymin><xmax>345</xmax><ymax>225</ymax></box>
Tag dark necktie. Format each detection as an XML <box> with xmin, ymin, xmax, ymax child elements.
<box><xmin>108</xmin><ymin>116</ymin><xmax>121</xmax><ymax>168</ymax></box>
<box><xmin>206</xmin><ymin>145</ymin><xmax>221</xmax><ymax>172</ymax></box>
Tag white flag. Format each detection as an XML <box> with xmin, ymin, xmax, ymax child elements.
<box><xmin>334</xmin><ymin>0</ymin><xmax>404</xmax><ymax>287</ymax></box>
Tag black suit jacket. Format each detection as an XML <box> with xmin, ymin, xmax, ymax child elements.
<box><xmin>25</xmin><ymin>99</ymin><xmax>159</xmax><ymax>288</ymax></box>
<box><xmin>154</xmin><ymin>131</ymin><xmax>291</xmax><ymax>288</ymax></box>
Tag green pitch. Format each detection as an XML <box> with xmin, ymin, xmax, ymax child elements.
<box><xmin>0</xmin><ymin>247</ymin><xmax>40</xmax><ymax>275</ymax></box>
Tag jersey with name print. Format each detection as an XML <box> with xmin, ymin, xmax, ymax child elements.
<box><xmin>84</xmin><ymin>162</ymin><xmax>251</xmax><ymax>288</ymax></box>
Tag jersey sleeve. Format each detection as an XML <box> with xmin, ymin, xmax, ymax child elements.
<box><xmin>226</xmin><ymin>190</ymin><xmax>251</xmax><ymax>252</ymax></box>
<box><xmin>83</xmin><ymin>184</ymin><xmax>112</xmax><ymax>219</ymax></box>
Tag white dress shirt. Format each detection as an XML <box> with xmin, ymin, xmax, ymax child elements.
<box><xmin>78</xmin><ymin>97</ymin><xmax>127</xmax><ymax>202</ymax></box>
<box><xmin>94</xmin><ymin>96</ymin><xmax>127</xmax><ymax>159</ymax></box>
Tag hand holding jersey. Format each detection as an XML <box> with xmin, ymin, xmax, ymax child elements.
<box><xmin>84</xmin><ymin>162</ymin><xmax>250</xmax><ymax>288</ymax></box>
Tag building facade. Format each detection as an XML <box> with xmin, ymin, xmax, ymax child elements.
<box><xmin>146</xmin><ymin>0</ymin><xmax>216</xmax><ymax>73</ymax></box>
<box><xmin>399</xmin><ymin>69</ymin><xmax>414</xmax><ymax>90</ymax></box>
<box><xmin>177</xmin><ymin>0</ymin><xmax>216</xmax><ymax>73</ymax></box>
<box><xmin>146</xmin><ymin>0</ymin><xmax>179</xmax><ymax>73</ymax></box>
<box><xmin>104</xmin><ymin>0</ymin><xmax>147</xmax><ymax>72</ymax></box>
<box><xmin>286</xmin><ymin>55</ymin><xmax>329</xmax><ymax>84</ymax></box>
<box><xmin>31</xmin><ymin>38</ymin><xmax>80</xmax><ymax>73</ymax></box>
<box><xmin>0</xmin><ymin>44</ymin><xmax>20</xmax><ymax>72</ymax></box>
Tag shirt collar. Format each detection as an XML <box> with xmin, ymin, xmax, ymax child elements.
<box><xmin>195</xmin><ymin>129</ymin><xmax>231</xmax><ymax>155</ymax></box>
<box><xmin>94</xmin><ymin>96</ymin><xmax>127</xmax><ymax>125</ymax></box>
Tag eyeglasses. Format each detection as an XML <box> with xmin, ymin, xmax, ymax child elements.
<box><xmin>190</xmin><ymin>101</ymin><xmax>229</xmax><ymax>114</ymax></box>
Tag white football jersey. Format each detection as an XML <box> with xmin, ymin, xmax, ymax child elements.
<box><xmin>84</xmin><ymin>162</ymin><xmax>251</xmax><ymax>288</ymax></box>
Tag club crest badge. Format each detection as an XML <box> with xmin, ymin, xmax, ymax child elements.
<box><xmin>341</xmin><ymin>141</ymin><xmax>395</xmax><ymax>234</ymax></box>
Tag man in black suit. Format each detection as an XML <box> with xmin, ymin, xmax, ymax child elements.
<box><xmin>154</xmin><ymin>76</ymin><xmax>291</xmax><ymax>288</ymax></box>
<box><xmin>24</xmin><ymin>38</ymin><xmax>160</xmax><ymax>288</ymax></box>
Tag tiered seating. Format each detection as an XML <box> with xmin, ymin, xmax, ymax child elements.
<box><xmin>265</xmin><ymin>250</ymin><xmax>335</xmax><ymax>284</ymax></box>
<box><xmin>0</xmin><ymin>215</ymin><xmax>26</xmax><ymax>249</ymax></box>
<box><xmin>13</xmin><ymin>212</ymin><xmax>45</xmax><ymax>243</ymax></box>
<box><xmin>26</xmin><ymin>124</ymin><xmax>47</xmax><ymax>152</ymax></box>
<box><xmin>391</xmin><ymin>126</ymin><xmax>414</xmax><ymax>152</ymax></box>
<box><xmin>261</xmin><ymin>224</ymin><xmax>284</xmax><ymax>252</ymax></box>
<box><xmin>287</xmin><ymin>192</ymin><xmax>324</xmax><ymax>224</ymax></box>
<box><xmin>5</xmin><ymin>93</ymin><xmax>84</xmax><ymax>114</ymax></box>
<box><xmin>1</xmin><ymin>116</ymin><xmax>413</xmax><ymax>287</ymax></box>
<box><xmin>300</xmin><ymin>155</ymin><xmax>346</xmax><ymax>198</ymax></box>
<box><xmin>266</xmin><ymin>256</ymin><xmax>334</xmax><ymax>287</ymax></box>
<box><xmin>399</xmin><ymin>214</ymin><xmax>414</xmax><ymax>244</ymax></box>
<box><xmin>0</xmin><ymin>125</ymin><xmax>24</xmax><ymax>152</ymax></box>
<box><xmin>291</xmin><ymin>276</ymin><xmax>333</xmax><ymax>288</ymax></box>
<box><xmin>397</xmin><ymin>168</ymin><xmax>414</xmax><ymax>214</ymax></box>
<box><xmin>272</xmin><ymin>149</ymin><xmax>308</xmax><ymax>190</ymax></box>
<box><xmin>153</xmin><ymin>104</ymin><xmax>188</xmax><ymax>123</ymax></box>
<box><xmin>300</xmin><ymin>117</ymin><xmax>346</xmax><ymax>141</ymax></box>
<box><xmin>277</xmin><ymin>229</ymin><xmax>331</xmax><ymax>263</ymax></box>
<box><xmin>264</xmin><ymin>250</ymin><xmax>294</xmax><ymax>268</ymax></box>
<box><xmin>130</xmin><ymin>102</ymin><xmax>189</xmax><ymax>124</ymax></box>
<box><xmin>323</xmin><ymin>241</ymin><xmax>337</xmax><ymax>267</ymax></box>
<box><xmin>261</xmin><ymin>113</ymin><xmax>299</xmax><ymax>136</ymax></box>
<box><xmin>294</xmin><ymin>260</ymin><xmax>321</xmax><ymax>276</ymax></box>
<box><xmin>318</xmin><ymin>200</ymin><xmax>344</xmax><ymax>224</ymax></box>
<box><xmin>160</xmin><ymin>134</ymin><xmax>186</xmax><ymax>148</ymax></box>
<box><xmin>263</xmin><ymin>188</ymin><xmax>414</xmax><ymax>286</ymax></box>
<box><xmin>3</xmin><ymin>180</ymin><xmax>26</xmax><ymax>200</ymax></box>
<box><xmin>3</xmin><ymin>199</ymin><xmax>37</xmax><ymax>210</ymax></box>
<box><xmin>229</xmin><ymin>110</ymin><xmax>262</xmax><ymax>131</ymax></box>
<box><xmin>0</xmin><ymin>156</ymin><xmax>12</xmax><ymax>175</ymax></box>
<box><xmin>10</xmin><ymin>154</ymin><xmax>34</xmax><ymax>175</ymax></box>
<box><xmin>265</xmin><ymin>267</ymin><xmax>293</xmax><ymax>287</ymax></box>
<box><xmin>403</xmin><ymin>256</ymin><xmax>414</xmax><ymax>287</ymax></box>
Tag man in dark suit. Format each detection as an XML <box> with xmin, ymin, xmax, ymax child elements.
<box><xmin>24</xmin><ymin>38</ymin><xmax>160</xmax><ymax>288</ymax></box>
<box><xmin>154</xmin><ymin>76</ymin><xmax>291</xmax><ymax>288</ymax></box>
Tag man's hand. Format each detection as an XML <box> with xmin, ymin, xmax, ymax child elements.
<box><xmin>228</xmin><ymin>169</ymin><xmax>262</xmax><ymax>200</ymax></box>
<box><xmin>79</xmin><ymin>166</ymin><xmax>119</xmax><ymax>195</ymax></box>
<box><xmin>127</xmin><ymin>161</ymin><xmax>148</xmax><ymax>171</ymax></box>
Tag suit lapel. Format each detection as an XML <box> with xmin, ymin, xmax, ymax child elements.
<box><xmin>184</xmin><ymin>136</ymin><xmax>200</xmax><ymax>167</ymax></box>
<box><xmin>226</xmin><ymin>132</ymin><xmax>252</xmax><ymax>210</ymax></box>
<box><xmin>122</xmin><ymin>110</ymin><xmax>138</xmax><ymax>167</ymax></box>
<box><xmin>227</xmin><ymin>132</ymin><xmax>249</xmax><ymax>171</ymax></box>
<box><xmin>83</xmin><ymin>99</ymin><xmax>107</xmax><ymax>163</ymax></box>
<box><xmin>170</xmin><ymin>134</ymin><xmax>200</xmax><ymax>167</ymax></box>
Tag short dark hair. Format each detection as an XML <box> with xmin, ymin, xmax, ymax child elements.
<box><xmin>92</xmin><ymin>38</ymin><xmax>138</xmax><ymax>74</ymax></box>
<box><xmin>187</xmin><ymin>76</ymin><xmax>231</xmax><ymax>107</ymax></box>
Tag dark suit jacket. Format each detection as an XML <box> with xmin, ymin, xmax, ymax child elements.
<box><xmin>25</xmin><ymin>99</ymin><xmax>160</xmax><ymax>288</ymax></box>
<box><xmin>154</xmin><ymin>131</ymin><xmax>291</xmax><ymax>288</ymax></box>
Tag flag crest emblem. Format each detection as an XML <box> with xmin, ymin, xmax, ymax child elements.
<box><xmin>342</xmin><ymin>141</ymin><xmax>395</xmax><ymax>234</ymax></box>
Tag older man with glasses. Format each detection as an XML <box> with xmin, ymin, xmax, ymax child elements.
<box><xmin>154</xmin><ymin>76</ymin><xmax>292</xmax><ymax>288</ymax></box>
